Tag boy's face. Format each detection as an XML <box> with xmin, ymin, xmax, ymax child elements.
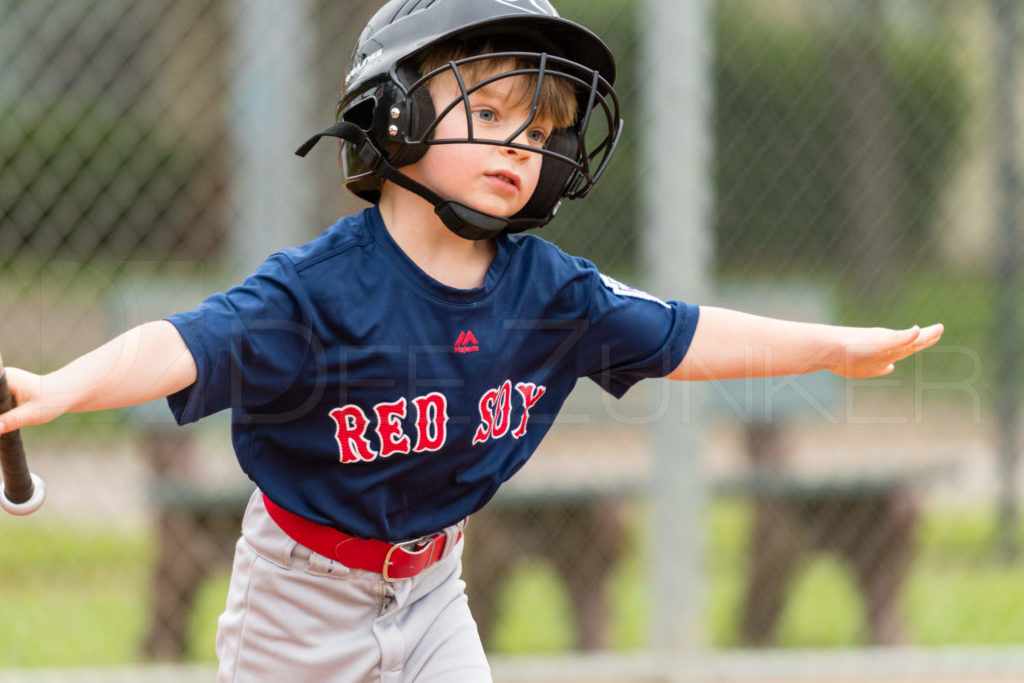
<box><xmin>399</xmin><ymin>70</ymin><xmax>554</xmax><ymax>219</ymax></box>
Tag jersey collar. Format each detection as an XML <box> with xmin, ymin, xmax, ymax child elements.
<box><xmin>365</xmin><ymin>207</ymin><xmax>513</xmax><ymax>305</ymax></box>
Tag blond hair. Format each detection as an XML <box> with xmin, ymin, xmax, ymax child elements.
<box><xmin>416</xmin><ymin>40</ymin><xmax>579</xmax><ymax>130</ymax></box>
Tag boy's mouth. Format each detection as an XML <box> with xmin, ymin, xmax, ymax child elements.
<box><xmin>485</xmin><ymin>170</ymin><xmax>521</xmax><ymax>191</ymax></box>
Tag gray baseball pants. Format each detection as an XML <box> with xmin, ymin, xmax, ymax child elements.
<box><xmin>215</xmin><ymin>490</ymin><xmax>492</xmax><ymax>682</ymax></box>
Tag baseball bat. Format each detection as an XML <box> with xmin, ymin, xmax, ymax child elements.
<box><xmin>0</xmin><ymin>355</ymin><xmax>46</xmax><ymax>515</ymax></box>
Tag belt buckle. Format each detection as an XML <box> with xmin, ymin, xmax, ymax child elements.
<box><xmin>382</xmin><ymin>535</ymin><xmax>435</xmax><ymax>582</ymax></box>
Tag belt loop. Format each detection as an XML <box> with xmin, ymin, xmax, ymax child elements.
<box><xmin>441</xmin><ymin>519</ymin><xmax>466</xmax><ymax>560</ymax></box>
<box><xmin>247</xmin><ymin>490</ymin><xmax>301</xmax><ymax>570</ymax></box>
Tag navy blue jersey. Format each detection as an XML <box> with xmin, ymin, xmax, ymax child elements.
<box><xmin>166</xmin><ymin>207</ymin><xmax>699</xmax><ymax>541</ymax></box>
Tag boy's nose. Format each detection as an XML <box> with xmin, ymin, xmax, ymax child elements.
<box><xmin>503</xmin><ymin>143</ymin><xmax>528</xmax><ymax>158</ymax></box>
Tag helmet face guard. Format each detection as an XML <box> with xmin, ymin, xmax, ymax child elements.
<box><xmin>392</xmin><ymin>51</ymin><xmax>620</xmax><ymax>199</ymax></box>
<box><xmin>297</xmin><ymin>0</ymin><xmax>623</xmax><ymax>240</ymax></box>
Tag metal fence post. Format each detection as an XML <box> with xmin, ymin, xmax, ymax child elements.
<box><xmin>642</xmin><ymin>0</ymin><xmax>714</xmax><ymax>661</ymax></box>
<box><xmin>227</xmin><ymin>0</ymin><xmax>317</xmax><ymax>276</ymax></box>
<box><xmin>992</xmin><ymin>0</ymin><xmax>1021</xmax><ymax>563</ymax></box>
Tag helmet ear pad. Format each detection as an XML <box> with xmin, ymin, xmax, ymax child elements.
<box><xmin>511</xmin><ymin>129</ymin><xmax>580</xmax><ymax>223</ymax></box>
<box><xmin>379</xmin><ymin>85</ymin><xmax>438</xmax><ymax>169</ymax></box>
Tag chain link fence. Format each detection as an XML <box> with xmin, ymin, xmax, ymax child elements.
<box><xmin>0</xmin><ymin>0</ymin><xmax>1017</xmax><ymax>679</ymax></box>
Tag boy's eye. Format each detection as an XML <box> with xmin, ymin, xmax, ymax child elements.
<box><xmin>474</xmin><ymin>108</ymin><xmax>496</xmax><ymax>122</ymax></box>
<box><xmin>527</xmin><ymin>129</ymin><xmax>549</xmax><ymax>144</ymax></box>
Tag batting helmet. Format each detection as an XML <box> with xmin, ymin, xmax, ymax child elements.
<box><xmin>296</xmin><ymin>0</ymin><xmax>623</xmax><ymax>240</ymax></box>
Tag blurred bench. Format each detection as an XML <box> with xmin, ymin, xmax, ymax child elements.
<box><xmin>723</xmin><ymin>424</ymin><xmax>953</xmax><ymax>646</ymax></box>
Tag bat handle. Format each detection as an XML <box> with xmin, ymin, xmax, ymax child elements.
<box><xmin>0</xmin><ymin>372</ymin><xmax>46</xmax><ymax>516</ymax></box>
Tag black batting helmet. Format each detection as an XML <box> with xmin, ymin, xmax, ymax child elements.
<box><xmin>296</xmin><ymin>0</ymin><xmax>623</xmax><ymax>240</ymax></box>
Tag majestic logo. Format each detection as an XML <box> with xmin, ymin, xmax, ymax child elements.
<box><xmin>454</xmin><ymin>330</ymin><xmax>480</xmax><ymax>354</ymax></box>
<box><xmin>491</xmin><ymin>0</ymin><xmax>558</xmax><ymax>16</ymax></box>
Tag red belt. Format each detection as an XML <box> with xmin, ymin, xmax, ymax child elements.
<box><xmin>262</xmin><ymin>494</ymin><xmax>460</xmax><ymax>581</ymax></box>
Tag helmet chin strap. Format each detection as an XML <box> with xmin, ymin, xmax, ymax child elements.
<box><xmin>296</xmin><ymin>122</ymin><xmax>543</xmax><ymax>240</ymax></box>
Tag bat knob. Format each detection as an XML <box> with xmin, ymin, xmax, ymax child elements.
<box><xmin>0</xmin><ymin>472</ymin><xmax>46</xmax><ymax>516</ymax></box>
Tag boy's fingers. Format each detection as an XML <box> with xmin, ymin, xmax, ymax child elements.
<box><xmin>0</xmin><ymin>408</ymin><xmax>23</xmax><ymax>434</ymax></box>
<box><xmin>900</xmin><ymin>325</ymin><xmax>922</xmax><ymax>344</ymax></box>
<box><xmin>909</xmin><ymin>323</ymin><xmax>944</xmax><ymax>351</ymax></box>
<box><xmin>0</xmin><ymin>400</ymin><xmax>52</xmax><ymax>435</ymax></box>
<box><xmin>0</xmin><ymin>402</ymin><xmax>35</xmax><ymax>433</ymax></box>
<box><xmin>879</xmin><ymin>326</ymin><xmax>920</xmax><ymax>361</ymax></box>
<box><xmin>887</xmin><ymin>323</ymin><xmax>942</xmax><ymax>365</ymax></box>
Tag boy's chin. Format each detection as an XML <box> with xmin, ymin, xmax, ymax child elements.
<box><xmin>457</xmin><ymin>198</ymin><xmax>526</xmax><ymax>220</ymax></box>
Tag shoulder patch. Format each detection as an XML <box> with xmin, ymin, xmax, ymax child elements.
<box><xmin>599</xmin><ymin>274</ymin><xmax>669</xmax><ymax>308</ymax></box>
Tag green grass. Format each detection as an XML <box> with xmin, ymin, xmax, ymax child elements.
<box><xmin>2</xmin><ymin>501</ymin><xmax>1024</xmax><ymax>667</ymax></box>
<box><xmin>0</xmin><ymin>525</ymin><xmax>152</xmax><ymax>666</ymax></box>
<box><xmin>906</xmin><ymin>511</ymin><xmax>1024</xmax><ymax>645</ymax></box>
<box><xmin>0</xmin><ymin>523</ymin><xmax>228</xmax><ymax>666</ymax></box>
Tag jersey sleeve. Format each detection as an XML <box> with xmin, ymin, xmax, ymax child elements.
<box><xmin>164</xmin><ymin>253</ymin><xmax>316</xmax><ymax>425</ymax></box>
<box><xmin>577</xmin><ymin>271</ymin><xmax>700</xmax><ymax>398</ymax></box>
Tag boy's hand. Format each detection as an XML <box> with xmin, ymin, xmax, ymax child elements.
<box><xmin>834</xmin><ymin>323</ymin><xmax>944</xmax><ymax>378</ymax></box>
<box><xmin>0</xmin><ymin>368</ymin><xmax>67</xmax><ymax>435</ymax></box>
<box><xmin>671</xmin><ymin>308</ymin><xmax>944</xmax><ymax>382</ymax></box>
<box><xmin>0</xmin><ymin>321</ymin><xmax>197</xmax><ymax>436</ymax></box>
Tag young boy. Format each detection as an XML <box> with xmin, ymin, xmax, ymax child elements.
<box><xmin>0</xmin><ymin>0</ymin><xmax>942</xmax><ymax>680</ymax></box>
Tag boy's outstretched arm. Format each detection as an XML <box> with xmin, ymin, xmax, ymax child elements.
<box><xmin>0</xmin><ymin>320</ymin><xmax>196</xmax><ymax>434</ymax></box>
<box><xmin>667</xmin><ymin>306</ymin><xmax>944</xmax><ymax>382</ymax></box>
